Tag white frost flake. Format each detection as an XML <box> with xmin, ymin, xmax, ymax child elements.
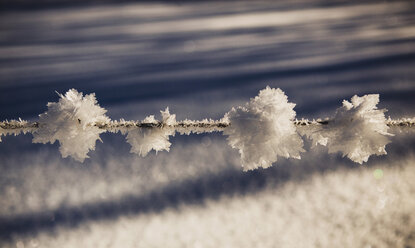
<box><xmin>32</xmin><ymin>89</ymin><xmax>109</xmax><ymax>162</ymax></box>
<box><xmin>223</xmin><ymin>86</ymin><xmax>304</xmax><ymax>171</ymax></box>
<box><xmin>301</xmin><ymin>94</ymin><xmax>393</xmax><ymax>163</ymax></box>
<box><xmin>126</xmin><ymin>107</ymin><xmax>176</xmax><ymax>156</ymax></box>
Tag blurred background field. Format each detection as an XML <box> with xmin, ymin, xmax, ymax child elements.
<box><xmin>1</xmin><ymin>0</ymin><xmax>415</xmax><ymax>247</ymax></box>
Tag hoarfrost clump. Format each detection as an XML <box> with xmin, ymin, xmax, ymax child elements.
<box><xmin>32</xmin><ymin>89</ymin><xmax>109</xmax><ymax>162</ymax></box>
<box><xmin>126</xmin><ymin>108</ymin><xmax>176</xmax><ymax>156</ymax></box>
<box><xmin>300</xmin><ymin>94</ymin><xmax>392</xmax><ymax>163</ymax></box>
<box><xmin>223</xmin><ymin>86</ymin><xmax>304</xmax><ymax>171</ymax></box>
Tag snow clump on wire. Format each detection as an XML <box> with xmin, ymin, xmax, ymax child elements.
<box><xmin>32</xmin><ymin>89</ymin><xmax>109</xmax><ymax>162</ymax></box>
<box><xmin>223</xmin><ymin>86</ymin><xmax>304</xmax><ymax>171</ymax></box>
<box><xmin>300</xmin><ymin>94</ymin><xmax>392</xmax><ymax>163</ymax></box>
<box><xmin>125</xmin><ymin>108</ymin><xmax>176</xmax><ymax>156</ymax></box>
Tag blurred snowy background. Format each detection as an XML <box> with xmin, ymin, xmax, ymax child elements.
<box><xmin>1</xmin><ymin>0</ymin><xmax>415</xmax><ymax>247</ymax></box>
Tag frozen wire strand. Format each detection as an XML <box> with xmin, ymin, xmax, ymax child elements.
<box><xmin>1</xmin><ymin>118</ymin><xmax>414</xmax><ymax>132</ymax></box>
<box><xmin>293</xmin><ymin>118</ymin><xmax>415</xmax><ymax>127</ymax></box>
<box><xmin>0</xmin><ymin>119</ymin><xmax>39</xmax><ymax>130</ymax></box>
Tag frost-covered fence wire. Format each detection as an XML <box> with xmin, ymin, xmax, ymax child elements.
<box><xmin>1</xmin><ymin>87</ymin><xmax>414</xmax><ymax>171</ymax></box>
<box><xmin>2</xmin><ymin>118</ymin><xmax>414</xmax><ymax>130</ymax></box>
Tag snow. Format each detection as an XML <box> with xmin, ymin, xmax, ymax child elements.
<box><xmin>3</xmin><ymin>149</ymin><xmax>415</xmax><ymax>248</ymax></box>
<box><xmin>32</xmin><ymin>89</ymin><xmax>110</xmax><ymax>162</ymax></box>
<box><xmin>300</xmin><ymin>94</ymin><xmax>392</xmax><ymax>163</ymax></box>
<box><xmin>125</xmin><ymin>108</ymin><xmax>176</xmax><ymax>156</ymax></box>
<box><xmin>223</xmin><ymin>86</ymin><xmax>304</xmax><ymax>171</ymax></box>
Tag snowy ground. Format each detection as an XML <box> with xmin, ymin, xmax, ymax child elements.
<box><xmin>1</xmin><ymin>1</ymin><xmax>415</xmax><ymax>247</ymax></box>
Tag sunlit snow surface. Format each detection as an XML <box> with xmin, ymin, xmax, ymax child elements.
<box><xmin>1</xmin><ymin>1</ymin><xmax>415</xmax><ymax>247</ymax></box>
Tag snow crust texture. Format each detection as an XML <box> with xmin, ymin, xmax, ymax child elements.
<box><xmin>126</xmin><ymin>108</ymin><xmax>176</xmax><ymax>156</ymax></box>
<box><xmin>300</xmin><ymin>94</ymin><xmax>392</xmax><ymax>163</ymax></box>
<box><xmin>32</xmin><ymin>89</ymin><xmax>109</xmax><ymax>162</ymax></box>
<box><xmin>223</xmin><ymin>86</ymin><xmax>304</xmax><ymax>171</ymax></box>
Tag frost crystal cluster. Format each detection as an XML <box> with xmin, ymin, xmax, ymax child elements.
<box><xmin>300</xmin><ymin>94</ymin><xmax>392</xmax><ymax>163</ymax></box>
<box><xmin>32</xmin><ymin>89</ymin><xmax>109</xmax><ymax>162</ymax></box>
<box><xmin>126</xmin><ymin>108</ymin><xmax>176</xmax><ymax>156</ymax></box>
<box><xmin>223</xmin><ymin>87</ymin><xmax>304</xmax><ymax>171</ymax></box>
